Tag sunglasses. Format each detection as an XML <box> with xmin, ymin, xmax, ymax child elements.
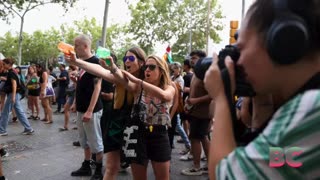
<box><xmin>123</xmin><ymin>56</ymin><xmax>135</xmax><ymax>63</ymax></box>
<box><xmin>143</xmin><ymin>64</ymin><xmax>157</xmax><ymax>71</ymax></box>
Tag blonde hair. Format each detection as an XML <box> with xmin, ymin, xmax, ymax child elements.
<box><xmin>146</xmin><ymin>55</ymin><xmax>171</xmax><ymax>89</ymax></box>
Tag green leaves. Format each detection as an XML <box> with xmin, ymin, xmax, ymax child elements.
<box><xmin>0</xmin><ymin>17</ymin><xmax>132</xmax><ymax>65</ymax></box>
<box><xmin>127</xmin><ymin>0</ymin><xmax>224</xmax><ymax>59</ymax></box>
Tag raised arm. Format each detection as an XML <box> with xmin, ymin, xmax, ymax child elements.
<box><xmin>66</xmin><ymin>53</ymin><xmax>117</xmax><ymax>84</ymax></box>
<box><xmin>121</xmin><ymin>70</ymin><xmax>175</xmax><ymax>102</ymax></box>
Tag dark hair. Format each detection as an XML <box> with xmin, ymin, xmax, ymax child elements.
<box><xmin>60</xmin><ymin>64</ymin><xmax>66</xmax><ymax>68</ymax></box>
<box><xmin>125</xmin><ymin>46</ymin><xmax>146</xmax><ymax>79</ymax></box>
<box><xmin>189</xmin><ymin>50</ymin><xmax>206</xmax><ymax>59</ymax></box>
<box><xmin>2</xmin><ymin>58</ymin><xmax>15</xmax><ymax>65</ymax></box>
<box><xmin>48</xmin><ymin>66</ymin><xmax>54</xmax><ymax>72</ymax></box>
<box><xmin>36</xmin><ymin>64</ymin><xmax>46</xmax><ymax>76</ymax></box>
<box><xmin>110</xmin><ymin>52</ymin><xmax>118</xmax><ymax>66</ymax></box>
<box><xmin>15</xmin><ymin>66</ymin><xmax>22</xmax><ymax>75</ymax></box>
<box><xmin>69</xmin><ymin>65</ymin><xmax>77</xmax><ymax>71</ymax></box>
<box><xmin>183</xmin><ymin>60</ymin><xmax>191</xmax><ymax>68</ymax></box>
<box><xmin>247</xmin><ymin>0</ymin><xmax>320</xmax><ymax>54</ymax></box>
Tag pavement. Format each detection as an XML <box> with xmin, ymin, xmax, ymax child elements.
<box><xmin>1</xmin><ymin>99</ymin><xmax>209</xmax><ymax>180</ymax></box>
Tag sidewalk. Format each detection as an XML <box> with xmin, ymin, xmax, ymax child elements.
<box><xmin>1</xmin><ymin>99</ymin><xmax>208</xmax><ymax>180</ymax></box>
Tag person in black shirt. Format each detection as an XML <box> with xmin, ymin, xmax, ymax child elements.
<box><xmin>67</xmin><ymin>34</ymin><xmax>104</xmax><ymax>180</ymax></box>
<box><xmin>55</xmin><ymin>64</ymin><xmax>68</xmax><ymax>113</ymax></box>
<box><xmin>0</xmin><ymin>58</ymin><xmax>34</xmax><ymax>136</ymax></box>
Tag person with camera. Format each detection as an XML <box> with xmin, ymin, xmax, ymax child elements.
<box><xmin>205</xmin><ymin>0</ymin><xmax>320</xmax><ymax>179</ymax></box>
<box><xmin>0</xmin><ymin>58</ymin><xmax>34</xmax><ymax>136</ymax></box>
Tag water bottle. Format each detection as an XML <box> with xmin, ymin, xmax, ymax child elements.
<box><xmin>96</xmin><ymin>46</ymin><xmax>111</xmax><ymax>65</ymax></box>
<box><xmin>57</xmin><ymin>42</ymin><xmax>75</xmax><ymax>55</ymax></box>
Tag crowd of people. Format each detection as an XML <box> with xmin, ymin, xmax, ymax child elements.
<box><xmin>1</xmin><ymin>0</ymin><xmax>320</xmax><ymax>180</ymax></box>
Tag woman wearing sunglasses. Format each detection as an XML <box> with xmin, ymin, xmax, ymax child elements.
<box><xmin>65</xmin><ymin>46</ymin><xmax>146</xmax><ymax>179</ymax></box>
<box><xmin>66</xmin><ymin>50</ymin><xmax>175</xmax><ymax>180</ymax></box>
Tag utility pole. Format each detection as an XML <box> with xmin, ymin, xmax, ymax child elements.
<box><xmin>188</xmin><ymin>0</ymin><xmax>193</xmax><ymax>54</ymax></box>
<box><xmin>101</xmin><ymin>0</ymin><xmax>110</xmax><ymax>47</ymax></box>
<box><xmin>206</xmin><ymin>0</ymin><xmax>211</xmax><ymax>54</ymax></box>
<box><xmin>242</xmin><ymin>0</ymin><xmax>245</xmax><ymax>20</ymax></box>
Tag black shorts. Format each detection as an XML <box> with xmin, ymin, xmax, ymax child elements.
<box><xmin>103</xmin><ymin>108</ymin><xmax>128</xmax><ymax>153</ymax></box>
<box><xmin>28</xmin><ymin>88</ymin><xmax>40</xmax><ymax>96</ymax></box>
<box><xmin>132</xmin><ymin>125</ymin><xmax>171</xmax><ymax>165</ymax></box>
<box><xmin>180</xmin><ymin>112</ymin><xmax>190</xmax><ymax>122</ymax></box>
<box><xmin>189</xmin><ymin>116</ymin><xmax>211</xmax><ymax>139</ymax></box>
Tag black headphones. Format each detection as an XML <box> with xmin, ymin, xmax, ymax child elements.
<box><xmin>267</xmin><ymin>0</ymin><xmax>310</xmax><ymax>65</ymax></box>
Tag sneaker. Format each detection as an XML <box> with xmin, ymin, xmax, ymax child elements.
<box><xmin>22</xmin><ymin>129</ymin><xmax>34</xmax><ymax>135</ymax></box>
<box><xmin>0</xmin><ymin>148</ymin><xmax>9</xmax><ymax>157</ymax></box>
<box><xmin>200</xmin><ymin>166</ymin><xmax>208</xmax><ymax>174</ymax></box>
<box><xmin>90</xmin><ymin>173</ymin><xmax>103</xmax><ymax>180</ymax></box>
<box><xmin>59</xmin><ymin>127</ymin><xmax>68</xmax><ymax>132</ymax></box>
<box><xmin>179</xmin><ymin>147</ymin><xmax>190</xmax><ymax>155</ymax></box>
<box><xmin>71</xmin><ymin>161</ymin><xmax>92</xmax><ymax>176</ymax></box>
<box><xmin>0</xmin><ymin>132</ymin><xmax>8</xmax><ymax>136</ymax></box>
<box><xmin>73</xmin><ymin>141</ymin><xmax>81</xmax><ymax>147</ymax></box>
<box><xmin>90</xmin><ymin>162</ymin><xmax>103</xmax><ymax>180</ymax></box>
<box><xmin>181</xmin><ymin>167</ymin><xmax>202</xmax><ymax>176</ymax></box>
<box><xmin>54</xmin><ymin>110</ymin><xmax>61</xmax><ymax>113</ymax></box>
<box><xmin>177</xmin><ymin>138</ymin><xmax>184</xmax><ymax>144</ymax></box>
<box><xmin>179</xmin><ymin>152</ymin><xmax>193</xmax><ymax>161</ymax></box>
<box><xmin>119</xmin><ymin>161</ymin><xmax>130</xmax><ymax>173</ymax></box>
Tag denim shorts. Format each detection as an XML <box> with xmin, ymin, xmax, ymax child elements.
<box><xmin>67</xmin><ymin>95</ymin><xmax>74</xmax><ymax>105</ymax></box>
<box><xmin>76</xmin><ymin>110</ymin><xmax>104</xmax><ymax>153</ymax></box>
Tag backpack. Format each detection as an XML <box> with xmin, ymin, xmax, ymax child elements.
<box><xmin>16</xmin><ymin>74</ymin><xmax>27</xmax><ymax>99</ymax></box>
<box><xmin>175</xmin><ymin>82</ymin><xmax>184</xmax><ymax>114</ymax></box>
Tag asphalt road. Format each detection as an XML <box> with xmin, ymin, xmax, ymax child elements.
<box><xmin>1</xmin><ymin>99</ymin><xmax>208</xmax><ymax>180</ymax></box>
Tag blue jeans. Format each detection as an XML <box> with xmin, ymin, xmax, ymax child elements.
<box><xmin>0</xmin><ymin>93</ymin><xmax>33</xmax><ymax>133</ymax></box>
<box><xmin>175</xmin><ymin>114</ymin><xmax>191</xmax><ymax>149</ymax></box>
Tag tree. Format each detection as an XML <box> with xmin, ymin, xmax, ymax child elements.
<box><xmin>127</xmin><ymin>0</ymin><xmax>224</xmax><ymax>57</ymax></box>
<box><xmin>0</xmin><ymin>32</ymin><xmax>19</xmax><ymax>59</ymax></box>
<box><xmin>0</xmin><ymin>17</ymin><xmax>132</xmax><ymax>66</ymax></box>
<box><xmin>0</xmin><ymin>0</ymin><xmax>79</xmax><ymax>65</ymax></box>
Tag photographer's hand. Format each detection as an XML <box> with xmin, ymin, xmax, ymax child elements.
<box><xmin>204</xmin><ymin>54</ymin><xmax>236</xmax><ymax>101</ymax></box>
<box><xmin>204</xmin><ymin>54</ymin><xmax>237</xmax><ymax>180</ymax></box>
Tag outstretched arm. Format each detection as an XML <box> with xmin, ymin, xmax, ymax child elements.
<box><xmin>122</xmin><ymin>70</ymin><xmax>175</xmax><ymax>102</ymax></box>
<box><xmin>66</xmin><ymin>53</ymin><xmax>117</xmax><ymax>84</ymax></box>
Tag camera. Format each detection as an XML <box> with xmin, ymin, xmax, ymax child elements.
<box><xmin>194</xmin><ymin>45</ymin><xmax>255</xmax><ymax>97</ymax></box>
<box><xmin>218</xmin><ymin>45</ymin><xmax>255</xmax><ymax>97</ymax></box>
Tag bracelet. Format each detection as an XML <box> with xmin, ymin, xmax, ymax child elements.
<box><xmin>110</xmin><ymin>66</ymin><xmax>118</xmax><ymax>74</ymax></box>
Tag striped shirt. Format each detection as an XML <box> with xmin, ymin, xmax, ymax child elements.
<box><xmin>216</xmin><ymin>90</ymin><xmax>320</xmax><ymax>180</ymax></box>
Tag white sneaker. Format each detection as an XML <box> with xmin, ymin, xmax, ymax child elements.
<box><xmin>181</xmin><ymin>167</ymin><xmax>202</xmax><ymax>176</ymax></box>
<box><xmin>179</xmin><ymin>152</ymin><xmax>193</xmax><ymax>161</ymax></box>
<box><xmin>200</xmin><ymin>166</ymin><xmax>208</xmax><ymax>174</ymax></box>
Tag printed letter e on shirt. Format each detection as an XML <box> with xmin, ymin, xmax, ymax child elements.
<box><xmin>269</xmin><ymin>147</ymin><xmax>303</xmax><ymax>168</ymax></box>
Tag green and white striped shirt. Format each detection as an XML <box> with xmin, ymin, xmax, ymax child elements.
<box><xmin>217</xmin><ymin>90</ymin><xmax>320</xmax><ymax>180</ymax></box>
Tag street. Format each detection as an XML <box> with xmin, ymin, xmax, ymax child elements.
<box><xmin>1</xmin><ymin>99</ymin><xmax>208</xmax><ymax>180</ymax></box>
